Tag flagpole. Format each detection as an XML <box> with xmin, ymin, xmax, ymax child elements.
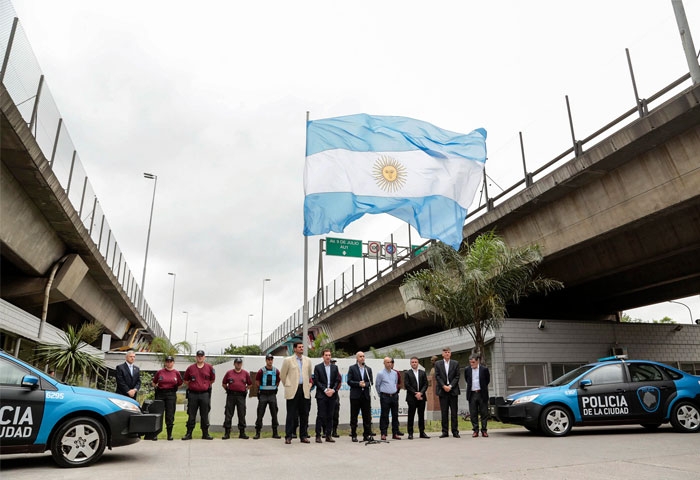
<box><xmin>302</xmin><ymin>111</ymin><xmax>310</xmax><ymax>351</ymax></box>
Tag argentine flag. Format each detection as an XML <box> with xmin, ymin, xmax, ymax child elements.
<box><xmin>304</xmin><ymin>114</ymin><xmax>487</xmax><ymax>250</ymax></box>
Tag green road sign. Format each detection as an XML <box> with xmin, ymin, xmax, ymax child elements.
<box><xmin>412</xmin><ymin>244</ymin><xmax>429</xmax><ymax>256</ymax></box>
<box><xmin>326</xmin><ymin>237</ymin><xmax>362</xmax><ymax>257</ymax></box>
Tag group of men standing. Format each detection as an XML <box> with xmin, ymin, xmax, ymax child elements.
<box><xmin>115</xmin><ymin>344</ymin><xmax>490</xmax><ymax>442</ymax></box>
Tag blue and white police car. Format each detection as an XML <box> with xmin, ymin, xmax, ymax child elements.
<box><xmin>496</xmin><ymin>356</ymin><xmax>700</xmax><ymax>436</ymax></box>
<box><xmin>0</xmin><ymin>350</ymin><xmax>162</xmax><ymax>467</ymax></box>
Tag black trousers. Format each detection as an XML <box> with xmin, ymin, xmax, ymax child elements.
<box><xmin>332</xmin><ymin>396</ymin><xmax>340</xmax><ymax>431</ymax></box>
<box><xmin>406</xmin><ymin>398</ymin><xmax>426</xmax><ymax>434</ymax></box>
<box><xmin>285</xmin><ymin>385</ymin><xmax>309</xmax><ymax>439</ymax></box>
<box><xmin>350</xmin><ymin>396</ymin><xmax>372</xmax><ymax>437</ymax></box>
<box><xmin>255</xmin><ymin>392</ymin><xmax>278</xmax><ymax>430</ymax></box>
<box><xmin>439</xmin><ymin>394</ymin><xmax>459</xmax><ymax>435</ymax></box>
<box><xmin>223</xmin><ymin>392</ymin><xmax>247</xmax><ymax>429</ymax></box>
<box><xmin>186</xmin><ymin>390</ymin><xmax>210</xmax><ymax>432</ymax></box>
<box><xmin>469</xmin><ymin>393</ymin><xmax>489</xmax><ymax>432</ymax></box>
<box><xmin>315</xmin><ymin>395</ymin><xmax>335</xmax><ymax>437</ymax></box>
<box><xmin>155</xmin><ymin>389</ymin><xmax>177</xmax><ymax>429</ymax></box>
<box><xmin>379</xmin><ymin>393</ymin><xmax>400</xmax><ymax>435</ymax></box>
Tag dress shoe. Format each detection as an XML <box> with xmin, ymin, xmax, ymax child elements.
<box><xmin>325</xmin><ymin>436</ymin><xmax>335</xmax><ymax>443</ymax></box>
<box><xmin>392</xmin><ymin>434</ymin><xmax>402</xmax><ymax>440</ymax></box>
<box><xmin>453</xmin><ymin>433</ymin><xmax>461</xmax><ymax>438</ymax></box>
<box><xmin>481</xmin><ymin>431</ymin><xmax>489</xmax><ymax>437</ymax></box>
<box><xmin>315</xmin><ymin>436</ymin><xmax>323</xmax><ymax>443</ymax></box>
<box><xmin>439</xmin><ymin>433</ymin><xmax>449</xmax><ymax>438</ymax></box>
<box><xmin>407</xmin><ymin>434</ymin><xmax>414</xmax><ymax>439</ymax></box>
<box><xmin>351</xmin><ymin>436</ymin><xmax>358</xmax><ymax>442</ymax></box>
<box><xmin>472</xmin><ymin>431</ymin><xmax>479</xmax><ymax>438</ymax></box>
<box><xmin>300</xmin><ymin>437</ymin><xmax>311</xmax><ymax>443</ymax></box>
<box><xmin>380</xmin><ymin>434</ymin><xmax>387</xmax><ymax>441</ymax></box>
<box><xmin>285</xmin><ymin>437</ymin><xmax>292</xmax><ymax>444</ymax></box>
<box><xmin>419</xmin><ymin>433</ymin><xmax>430</xmax><ymax>439</ymax></box>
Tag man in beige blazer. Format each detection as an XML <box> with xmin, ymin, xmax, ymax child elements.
<box><xmin>280</xmin><ymin>341</ymin><xmax>313</xmax><ymax>444</ymax></box>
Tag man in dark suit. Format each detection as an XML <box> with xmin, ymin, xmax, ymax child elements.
<box><xmin>434</xmin><ymin>346</ymin><xmax>460</xmax><ymax>438</ymax></box>
<box><xmin>347</xmin><ymin>351</ymin><xmax>373</xmax><ymax>442</ymax></box>
<box><xmin>115</xmin><ymin>349</ymin><xmax>140</xmax><ymax>399</ymax></box>
<box><xmin>404</xmin><ymin>356</ymin><xmax>429</xmax><ymax>439</ymax></box>
<box><xmin>465</xmin><ymin>353</ymin><xmax>491</xmax><ymax>437</ymax></box>
<box><xmin>313</xmin><ymin>348</ymin><xmax>341</xmax><ymax>442</ymax></box>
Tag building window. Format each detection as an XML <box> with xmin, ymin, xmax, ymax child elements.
<box><xmin>506</xmin><ymin>363</ymin><xmax>545</xmax><ymax>391</ymax></box>
<box><xmin>551</xmin><ymin>363</ymin><xmax>585</xmax><ymax>381</ymax></box>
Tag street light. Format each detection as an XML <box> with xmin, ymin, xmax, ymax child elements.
<box><xmin>194</xmin><ymin>331</ymin><xmax>199</xmax><ymax>352</ymax></box>
<box><xmin>668</xmin><ymin>300</ymin><xmax>693</xmax><ymax>324</ymax></box>
<box><xmin>246</xmin><ymin>314</ymin><xmax>253</xmax><ymax>345</ymax></box>
<box><xmin>168</xmin><ymin>272</ymin><xmax>176</xmax><ymax>341</ymax></box>
<box><xmin>139</xmin><ymin>173</ymin><xmax>158</xmax><ymax>315</ymax></box>
<box><xmin>182</xmin><ymin>310</ymin><xmax>189</xmax><ymax>343</ymax></box>
<box><xmin>260</xmin><ymin>278</ymin><xmax>271</xmax><ymax>345</ymax></box>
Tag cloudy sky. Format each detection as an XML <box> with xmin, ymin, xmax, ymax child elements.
<box><xmin>8</xmin><ymin>0</ymin><xmax>700</xmax><ymax>352</ymax></box>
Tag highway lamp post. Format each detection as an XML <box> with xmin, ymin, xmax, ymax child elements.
<box><xmin>668</xmin><ymin>300</ymin><xmax>693</xmax><ymax>324</ymax></box>
<box><xmin>168</xmin><ymin>272</ymin><xmax>176</xmax><ymax>341</ymax></box>
<box><xmin>139</xmin><ymin>173</ymin><xmax>158</xmax><ymax>315</ymax></box>
<box><xmin>246</xmin><ymin>314</ymin><xmax>253</xmax><ymax>345</ymax></box>
<box><xmin>183</xmin><ymin>310</ymin><xmax>189</xmax><ymax>343</ymax></box>
<box><xmin>260</xmin><ymin>278</ymin><xmax>271</xmax><ymax>345</ymax></box>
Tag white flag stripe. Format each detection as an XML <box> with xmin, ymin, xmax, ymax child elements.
<box><xmin>304</xmin><ymin>149</ymin><xmax>484</xmax><ymax>207</ymax></box>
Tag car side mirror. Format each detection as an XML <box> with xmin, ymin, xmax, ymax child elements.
<box><xmin>579</xmin><ymin>379</ymin><xmax>592</xmax><ymax>389</ymax></box>
<box><xmin>22</xmin><ymin>375</ymin><xmax>40</xmax><ymax>389</ymax></box>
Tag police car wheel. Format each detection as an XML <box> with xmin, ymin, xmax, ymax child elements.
<box><xmin>539</xmin><ymin>405</ymin><xmax>572</xmax><ymax>437</ymax></box>
<box><xmin>50</xmin><ymin>416</ymin><xmax>107</xmax><ymax>468</ymax></box>
<box><xmin>669</xmin><ymin>401</ymin><xmax>700</xmax><ymax>433</ymax></box>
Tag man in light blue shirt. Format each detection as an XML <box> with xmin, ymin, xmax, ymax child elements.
<box><xmin>375</xmin><ymin>357</ymin><xmax>401</xmax><ymax>441</ymax></box>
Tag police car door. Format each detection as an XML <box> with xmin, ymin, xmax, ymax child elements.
<box><xmin>0</xmin><ymin>356</ymin><xmax>46</xmax><ymax>450</ymax></box>
<box><xmin>625</xmin><ymin>362</ymin><xmax>675</xmax><ymax>423</ymax></box>
<box><xmin>577</xmin><ymin>363</ymin><xmax>634</xmax><ymax>424</ymax></box>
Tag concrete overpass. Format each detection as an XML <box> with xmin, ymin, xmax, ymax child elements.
<box><xmin>1</xmin><ymin>79</ymin><xmax>164</xmax><ymax>349</ymax></box>
<box><xmin>267</xmin><ymin>79</ymin><xmax>700</xmax><ymax>354</ymax></box>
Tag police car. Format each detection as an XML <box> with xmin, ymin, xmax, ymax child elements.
<box><xmin>496</xmin><ymin>356</ymin><xmax>700</xmax><ymax>436</ymax></box>
<box><xmin>0</xmin><ymin>350</ymin><xmax>162</xmax><ymax>467</ymax></box>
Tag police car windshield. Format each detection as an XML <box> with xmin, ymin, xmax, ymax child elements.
<box><xmin>548</xmin><ymin>365</ymin><xmax>592</xmax><ymax>386</ymax></box>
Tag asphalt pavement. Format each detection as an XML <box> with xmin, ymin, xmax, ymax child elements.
<box><xmin>2</xmin><ymin>425</ymin><xmax>699</xmax><ymax>479</ymax></box>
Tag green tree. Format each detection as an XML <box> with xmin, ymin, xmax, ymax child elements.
<box><xmin>307</xmin><ymin>333</ymin><xmax>349</xmax><ymax>358</ymax></box>
<box><xmin>148</xmin><ymin>337</ymin><xmax>192</xmax><ymax>364</ymax></box>
<box><xmin>403</xmin><ymin>232</ymin><xmax>563</xmax><ymax>357</ymax></box>
<box><xmin>369</xmin><ymin>346</ymin><xmax>405</xmax><ymax>360</ymax></box>
<box><xmin>222</xmin><ymin>344</ymin><xmax>262</xmax><ymax>356</ymax></box>
<box><xmin>35</xmin><ymin>322</ymin><xmax>105</xmax><ymax>385</ymax></box>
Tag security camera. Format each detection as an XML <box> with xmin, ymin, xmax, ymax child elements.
<box><xmin>537</xmin><ymin>320</ymin><xmax>546</xmax><ymax>330</ymax></box>
<box><xmin>695</xmin><ymin>319</ymin><xmax>700</xmax><ymax>325</ymax></box>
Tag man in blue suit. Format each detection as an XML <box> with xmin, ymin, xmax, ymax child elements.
<box><xmin>115</xmin><ymin>349</ymin><xmax>140</xmax><ymax>399</ymax></box>
<box><xmin>313</xmin><ymin>349</ymin><xmax>341</xmax><ymax>442</ymax></box>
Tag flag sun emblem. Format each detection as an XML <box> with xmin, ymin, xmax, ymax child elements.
<box><xmin>373</xmin><ymin>155</ymin><xmax>407</xmax><ymax>192</ymax></box>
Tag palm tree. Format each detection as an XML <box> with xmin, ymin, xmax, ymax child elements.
<box><xmin>35</xmin><ymin>322</ymin><xmax>105</xmax><ymax>384</ymax></box>
<box><xmin>148</xmin><ymin>337</ymin><xmax>192</xmax><ymax>364</ymax></box>
<box><xmin>403</xmin><ymin>232</ymin><xmax>563</xmax><ymax>357</ymax></box>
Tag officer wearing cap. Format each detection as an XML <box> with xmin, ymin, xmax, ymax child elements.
<box><xmin>153</xmin><ymin>355</ymin><xmax>183</xmax><ymax>440</ymax></box>
<box><xmin>221</xmin><ymin>357</ymin><xmax>252</xmax><ymax>439</ymax></box>
<box><xmin>183</xmin><ymin>350</ymin><xmax>216</xmax><ymax>440</ymax></box>
<box><xmin>253</xmin><ymin>353</ymin><xmax>281</xmax><ymax>439</ymax></box>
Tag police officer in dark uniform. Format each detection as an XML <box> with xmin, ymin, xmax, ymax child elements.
<box><xmin>152</xmin><ymin>355</ymin><xmax>183</xmax><ymax>441</ymax></box>
<box><xmin>182</xmin><ymin>350</ymin><xmax>216</xmax><ymax>440</ymax></box>
<box><xmin>254</xmin><ymin>353</ymin><xmax>281</xmax><ymax>439</ymax></box>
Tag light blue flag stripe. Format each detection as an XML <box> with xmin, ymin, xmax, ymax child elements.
<box><xmin>304</xmin><ymin>193</ymin><xmax>467</xmax><ymax>250</ymax></box>
<box><xmin>306</xmin><ymin>113</ymin><xmax>487</xmax><ymax>161</ymax></box>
